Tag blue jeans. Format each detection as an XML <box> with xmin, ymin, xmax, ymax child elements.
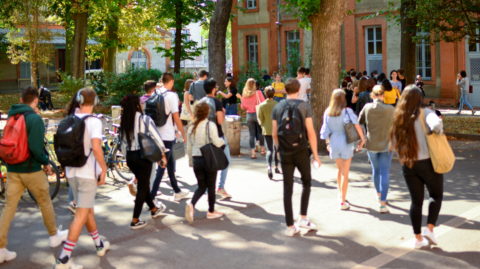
<box><xmin>273</xmin><ymin>96</ymin><xmax>283</xmax><ymax>102</ymax></box>
<box><xmin>226</xmin><ymin>104</ymin><xmax>238</xmax><ymax>115</ymax></box>
<box><xmin>68</xmin><ymin>185</ymin><xmax>74</xmax><ymax>203</ymax></box>
<box><xmin>218</xmin><ymin>136</ymin><xmax>230</xmax><ymax>189</ymax></box>
<box><xmin>151</xmin><ymin>140</ymin><xmax>181</xmax><ymax>197</ymax></box>
<box><xmin>459</xmin><ymin>91</ymin><xmax>473</xmax><ymax>111</ymax></box>
<box><xmin>367</xmin><ymin>151</ymin><xmax>393</xmax><ymax>202</ymax></box>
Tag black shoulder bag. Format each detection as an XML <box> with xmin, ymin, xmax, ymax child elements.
<box><xmin>138</xmin><ymin>116</ymin><xmax>164</xmax><ymax>162</ymax></box>
<box><xmin>200</xmin><ymin>122</ymin><xmax>229</xmax><ymax>172</ymax></box>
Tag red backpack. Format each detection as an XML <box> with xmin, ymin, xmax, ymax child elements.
<box><xmin>0</xmin><ymin>111</ymin><xmax>34</xmax><ymax>164</ymax></box>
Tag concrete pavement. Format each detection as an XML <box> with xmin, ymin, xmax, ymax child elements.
<box><xmin>0</xmin><ymin>139</ymin><xmax>479</xmax><ymax>269</ymax></box>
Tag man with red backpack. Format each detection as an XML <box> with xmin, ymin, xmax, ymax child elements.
<box><xmin>0</xmin><ymin>86</ymin><xmax>68</xmax><ymax>264</ymax></box>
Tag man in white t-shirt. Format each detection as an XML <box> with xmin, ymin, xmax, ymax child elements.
<box><xmin>55</xmin><ymin>88</ymin><xmax>109</xmax><ymax>269</ymax></box>
<box><xmin>150</xmin><ymin>72</ymin><xmax>189</xmax><ymax>202</ymax></box>
<box><xmin>296</xmin><ymin>67</ymin><xmax>311</xmax><ymax>102</ymax></box>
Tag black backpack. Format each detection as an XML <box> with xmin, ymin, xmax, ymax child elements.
<box><xmin>277</xmin><ymin>100</ymin><xmax>308</xmax><ymax>155</ymax></box>
<box><xmin>54</xmin><ymin>115</ymin><xmax>93</xmax><ymax>167</ymax></box>
<box><xmin>145</xmin><ymin>90</ymin><xmax>170</xmax><ymax>127</ymax></box>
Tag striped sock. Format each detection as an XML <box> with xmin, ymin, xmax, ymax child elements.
<box><xmin>89</xmin><ymin>229</ymin><xmax>101</xmax><ymax>247</ymax></box>
<box><xmin>59</xmin><ymin>239</ymin><xmax>76</xmax><ymax>259</ymax></box>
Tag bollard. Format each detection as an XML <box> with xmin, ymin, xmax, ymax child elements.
<box><xmin>222</xmin><ymin>115</ymin><xmax>242</xmax><ymax>156</ymax></box>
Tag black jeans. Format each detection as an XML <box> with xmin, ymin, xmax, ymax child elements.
<box><xmin>281</xmin><ymin>149</ymin><xmax>312</xmax><ymax>226</ymax></box>
<box><xmin>39</xmin><ymin>92</ymin><xmax>54</xmax><ymax>110</ymax></box>
<box><xmin>402</xmin><ymin>159</ymin><xmax>443</xmax><ymax>234</ymax></box>
<box><xmin>151</xmin><ymin>140</ymin><xmax>180</xmax><ymax>197</ymax></box>
<box><xmin>264</xmin><ymin>136</ymin><xmax>278</xmax><ymax>168</ymax></box>
<box><xmin>127</xmin><ymin>150</ymin><xmax>156</xmax><ymax>219</ymax></box>
<box><xmin>191</xmin><ymin>157</ymin><xmax>217</xmax><ymax>213</ymax></box>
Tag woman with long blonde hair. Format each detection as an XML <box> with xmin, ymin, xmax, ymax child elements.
<box><xmin>240</xmin><ymin>78</ymin><xmax>266</xmax><ymax>158</ymax></box>
<box><xmin>320</xmin><ymin>89</ymin><xmax>365</xmax><ymax>210</ymax></box>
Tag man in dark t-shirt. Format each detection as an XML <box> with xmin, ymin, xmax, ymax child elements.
<box><xmin>263</xmin><ymin>71</ymin><xmax>271</xmax><ymax>82</ymax></box>
<box><xmin>202</xmin><ymin>79</ymin><xmax>231</xmax><ymax>198</ymax></box>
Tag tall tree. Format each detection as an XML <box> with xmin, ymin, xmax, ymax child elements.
<box><xmin>400</xmin><ymin>0</ymin><xmax>417</xmax><ymax>86</ymax></box>
<box><xmin>208</xmin><ymin>0</ymin><xmax>233</xmax><ymax>91</ymax></box>
<box><xmin>0</xmin><ymin>0</ymin><xmax>55</xmax><ymax>88</ymax></box>
<box><xmin>72</xmin><ymin>1</ymin><xmax>89</xmax><ymax>79</ymax></box>
<box><xmin>283</xmin><ymin>0</ymin><xmax>350</xmax><ymax>151</ymax></box>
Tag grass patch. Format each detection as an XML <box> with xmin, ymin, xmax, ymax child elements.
<box><xmin>443</xmin><ymin>116</ymin><xmax>480</xmax><ymax>135</ymax></box>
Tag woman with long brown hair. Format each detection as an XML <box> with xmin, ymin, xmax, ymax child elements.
<box><xmin>352</xmin><ymin>77</ymin><xmax>367</xmax><ymax>105</ymax></box>
<box><xmin>390</xmin><ymin>85</ymin><xmax>444</xmax><ymax>249</ymax></box>
<box><xmin>320</xmin><ymin>89</ymin><xmax>365</xmax><ymax>210</ymax></box>
<box><xmin>185</xmin><ymin>102</ymin><xmax>225</xmax><ymax>223</ymax></box>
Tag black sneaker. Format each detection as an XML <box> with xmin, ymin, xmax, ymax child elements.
<box><xmin>151</xmin><ymin>204</ymin><xmax>166</xmax><ymax>219</ymax></box>
<box><xmin>275</xmin><ymin>167</ymin><xmax>282</xmax><ymax>174</ymax></box>
<box><xmin>130</xmin><ymin>220</ymin><xmax>147</xmax><ymax>230</ymax></box>
<box><xmin>268</xmin><ymin>169</ymin><xmax>273</xmax><ymax>180</ymax></box>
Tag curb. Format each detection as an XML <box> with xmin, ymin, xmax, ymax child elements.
<box><xmin>445</xmin><ymin>132</ymin><xmax>480</xmax><ymax>141</ymax></box>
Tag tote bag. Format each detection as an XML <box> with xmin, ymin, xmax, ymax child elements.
<box><xmin>419</xmin><ymin>109</ymin><xmax>455</xmax><ymax>174</ymax></box>
<box><xmin>200</xmin><ymin>122</ymin><xmax>229</xmax><ymax>172</ymax></box>
<box><xmin>254</xmin><ymin>91</ymin><xmax>262</xmax><ymax>113</ymax></box>
<box><xmin>138</xmin><ymin>117</ymin><xmax>164</xmax><ymax>162</ymax></box>
<box><xmin>172</xmin><ymin>140</ymin><xmax>186</xmax><ymax>161</ymax></box>
<box><xmin>344</xmin><ymin>109</ymin><xmax>361</xmax><ymax>144</ymax></box>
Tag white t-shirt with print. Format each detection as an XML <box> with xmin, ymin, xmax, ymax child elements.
<box><xmin>66</xmin><ymin>113</ymin><xmax>103</xmax><ymax>180</ymax></box>
<box><xmin>156</xmin><ymin>87</ymin><xmax>179</xmax><ymax>141</ymax></box>
<box><xmin>298</xmin><ymin>78</ymin><xmax>311</xmax><ymax>102</ymax></box>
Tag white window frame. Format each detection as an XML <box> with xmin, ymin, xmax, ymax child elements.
<box><xmin>19</xmin><ymin>61</ymin><xmax>31</xmax><ymax>79</ymax></box>
<box><xmin>131</xmin><ymin>50</ymin><xmax>148</xmax><ymax>70</ymax></box>
<box><xmin>247</xmin><ymin>35</ymin><xmax>258</xmax><ymax>64</ymax></box>
<box><xmin>365</xmin><ymin>26</ymin><xmax>383</xmax><ymax>75</ymax></box>
<box><xmin>286</xmin><ymin>31</ymin><xmax>300</xmax><ymax>52</ymax></box>
<box><xmin>246</xmin><ymin>0</ymin><xmax>257</xmax><ymax>9</ymax></box>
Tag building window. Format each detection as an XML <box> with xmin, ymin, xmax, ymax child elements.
<box><xmin>286</xmin><ymin>31</ymin><xmax>300</xmax><ymax>60</ymax></box>
<box><xmin>416</xmin><ymin>36</ymin><xmax>432</xmax><ymax>80</ymax></box>
<box><xmin>247</xmin><ymin>0</ymin><xmax>257</xmax><ymax>9</ymax></box>
<box><xmin>367</xmin><ymin>27</ymin><xmax>382</xmax><ymax>55</ymax></box>
<box><xmin>247</xmin><ymin>35</ymin><xmax>258</xmax><ymax>63</ymax></box>
<box><xmin>19</xmin><ymin>62</ymin><xmax>31</xmax><ymax>79</ymax></box>
<box><xmin>470</xmin><ymin>42</ymin><xmax>479</xmax><ymax>52</ymax></box>
<box><xmin>170</xmin><ymin>29</ymin><xmax>190</xmax><ymax>43</ymax></box>
<box><xmin>131</xmin><ymin>50</ymin><xmax>148</xmax><ymax>69</ymax></box>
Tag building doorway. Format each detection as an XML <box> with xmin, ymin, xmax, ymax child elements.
<box><xmin>365</xmin><ymin>26</ymin><xmax>383</xmax><ymax>76</ymax></box>
<box><xmin>466</xmin><ymin>40</ymin><xmax>480</xmax><ymax>107</ymax></box>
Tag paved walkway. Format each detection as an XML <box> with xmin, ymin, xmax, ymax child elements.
<box><xmin>0</xmin><ymin>137</ymin><xmax>479</xmax><ymax>268</ymax></box>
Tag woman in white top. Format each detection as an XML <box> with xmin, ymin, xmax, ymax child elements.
<box><xmin>185</xmin><ymin>102</ymin><xmax>225</xmax><ymax>223</ymax></box>
<box><xmin>120</xmin><ymin>94</ymin><xmax>167</xmax><ymax>230</ymax></box>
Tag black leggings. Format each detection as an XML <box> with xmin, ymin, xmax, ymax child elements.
<box><xmin>191</xmin><ymin>157</ymin><xmax>217</xmax><ymax>213</ymax></box>
<box><xmin>264</xmin><ymin>136</ymin><xmax>278</xmax><ymax>168</ymax></box>
<box><xmin>127</xmin><ymin>150</ymin><xmax>156</xmax><ymax>219</ymax></box>
<box><xmin>402</xmin><ymin>159</ymin><xmax>443</xmax><ymax>234</ymax></box>
<box><xmin>281</xmin><ymin>149</ymin><xmax>312</xmax><ymax>226</ymax></box>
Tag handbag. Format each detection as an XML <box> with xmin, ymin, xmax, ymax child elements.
<box><xmin>419</xmin><ymin>109</ymin><xmax>455</xmax><ymax>174</ymax></box>
<box><xmin>138</xmin><ymin>116</ymin><xmax>164</xmax><ymax>162</ymax></box>
<box><xmin>172</xmin><ymin>140</ymin><xmax>186</xmax><ymax>161</ymax></box>
<box><xmin>344</xmin><ymin>109</ymin><xmax>361</xmax><ymax>144</ymax></box>
<box><xmin>180</xmin><ymin>106</ymin><xmax>191</xmax><ymax>121</ymax></box>
<box><xmin>200</xmin><ymin>122</ymin><xmax>229</xmax><ymax>172</ymax></box>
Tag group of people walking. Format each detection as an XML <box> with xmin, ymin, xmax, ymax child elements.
<box><xmin>0</xmin><ymin>64</ymin><xmax>455</xmax><ymax>268</ymax></box>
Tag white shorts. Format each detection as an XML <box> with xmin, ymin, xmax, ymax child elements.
<box><xmin>69</xmin><ymin>177</ymin><xmax>98</xmax><ymax>208</ymax></box>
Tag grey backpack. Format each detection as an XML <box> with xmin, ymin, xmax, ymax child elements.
<box><xmin>199</xmin><ymin>96</ymin><xmax>217</xmax><ymax>122</ymax></box>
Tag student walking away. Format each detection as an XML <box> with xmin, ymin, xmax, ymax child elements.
<box><xmin>371</xmin><ymin>70</ymin><xmax>378</xmax><ymax>80</ymax></box>
<box><xmin>350</xmin><ymin>70</ymin><xmax>357</xmax><ymax>85</ymax></box>
<box><xmin>239</xmin><ymin>78</ymin><xmax>266</xmax><ymax>159</ymax></box>
<box><xmin>180</xmin><ymin>79</ymin><xmax>194</xmax><ymax>123</ymax></box>
<box><xmin>263</xmin><ymin>70</ymin><xmax>271</xmax><ymax>82</ymax></box>
<box><xmin>0</xmin><ymin>86</ymin><xmax>68</xmax><ymax>265</ymax></box>
<box><xmin>389</xmin><ymin>85</ymin><xmax>444</xmax><ymax>249</ymax></box>
<box><xmin>120</xmin><ymin>93</ymin><xmax>168</xmax><ymax>230</ymax></box>
<box><xmin>39</xmin><ymin>86</ymin><xmax>54</xmax><ymax>111</ymax></box>
<box><xmin>272</xmin><ymin>78</ymin><xmax>322</xmax><ymax>236</ymax></box>
<box><xmin>342</xmin><ymin>80</ymin><xmax>355</xmax><ymax>110</ymax></box>
<box><xmin>296</xmin><ymin>67</ymin><xmax>311</xmax><ymax>102</ymax></box>
<box><xmin>355</xmin><ymin>72</ymin><xmax>362</xmax><ymax>81</ymax></box>
<box><xmin>305</xmin><ymin>68</ymin><xmax>312</xmax><ymax>84</ymax></box>
<box><xmin>376</xmin><ymin>73</ymin><xmax>386</xmax><ymax>85</ymax></box>
<box><xmin>185</xmin><ymin>102</ymin><xmax>226</xmax><ymax>223</ymax></box>
<box><xmin>200</xmin><ymin>79</ymin><xmax>232</xmax><ymax>198</ymax></box>
<box><xmin>54</xmin><ymin>88</ymin><xmax>109</xmax><ymax>269</ymax></box>
<box><xmin>382</xmin><ymin>79</ymin><xmax>400</xmax><ymax>107</ymax></box>
<box><xmin>362</xmin><ymin>71</ymin><xmax>369</xmax><ymax>79</ymax></box>
<box><xmin>456</xmin><ymin>71</ymin><xmax>476</xmax><ymax>115</ymax></box>
<box><xmin>185</xmin><ymin>70</ymin><xmax>209</xmax><ymax>116</ymax></box>
<box><xmin>272</xmin><ymin>74</ymin><xmax>286</xmax><ymax>102</ymax></box>
<box><xmin>415</xmin><ymin>75</ymin><xmax>426</xmax><ymax>97</ymax></box>
<box><xmin>352</xmin><ymin>77</ymin><xmax>366</xmax><ymax>106</ymax></box>
<box><xmin>397</xmin><ymin>69</ymin><xmax>407</xmax><ymax>91</ymax></box>
<box><xmin>257</xmin><ymin>87</ymin><xmax>279</xmax><ymax>179</ymax></box>
<box><xmin>344</xmin><ymin>71</ymin><xmax>352</xmax><ymax>83</ymax></box>
<box><xmin>355</xmin><ymin>78</ymin><xmax>375</xmax><ymax>115</ymax></box>
<box><xmin>320</xmin><ymin>89</ymin><xmax>365</xmax><ymax>210</ymax></box>
<box><xmin>358</xmin><ymin>85</ymin><xmax>395</xmax><ymax>213</ymax></box>
<box><xmin>217</xmin><ymin>77</ymin><xmax>238</xmax><ymax>116</ymax></box>
<box><xmin>148</xmin><ymin>73</ymin><xmax>189</xmax><ymax>202</ymax></box>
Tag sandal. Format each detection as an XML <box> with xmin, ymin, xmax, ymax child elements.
<box><xmin>251</xmin><ymin>154</ymin><xmax>257</xmax><ymax>159</ymax></box>
<box><xmin>260</xmin><ymin>151</ymin><xmax>266</xmax><ymax>155</ymax></box>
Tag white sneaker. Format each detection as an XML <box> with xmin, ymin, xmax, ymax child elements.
<box><xmin>297</xmin><ymin>218</ymin><xmax>317</xmax><ymax>230</ymax></box>
<box><xmin>174</xmin><ymin>189</ymin><xmax>189</xmax><ymax>201</ymax></box>
<box><xmin>185</xmin><ymin>203</ymin><xmax>194</xmax><ymax>223</ymax></box>
<box><xmin>54</xmin><ymin>257</ymin><xmax>83</xmax><ymax>269</ymax></box>
<box><xmin>96</xmin><ymin>240</ymin><xmax>110</xmax><ymax>257</ymax></box>
<box><xmin>340</xmin><ymin>202</ymin><xmax>350</xmax><ymax>210</ymax></box>
<box><xmin>423</xmin><ymin>228</ymin><xmax>438</xmax><ymax>245</ymax></box>
<box><xmin>67</xmin><ymin>202</ymin><xmax>76</xmax><ymax>214</ymax></box>
<box><xmin>50</xmin><ymin>226</ymin><xmax>69</xmax><ymax>248</ymax></box>
<box><xmin>0</xmin><ymin>248</ymin><xmax>16</xmax><ymax>263</ymax></box>
<box><xmin>379</xmin><ymin>205</ymin><xmax>389</xmax><ymax>214</ymax></box>
<box><xmin>285</xmin><ymin>224</ymin><xmax>300</xmax><ymax>236</ymax></box>
<box><xmin>414</xmin><ymin>237</ymin><xmax>430</xmax><ymax>249</ymax></box>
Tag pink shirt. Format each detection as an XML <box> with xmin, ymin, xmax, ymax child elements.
<box><xmin>241</xmin><ymin>90</ymin><xmax>265</xmax><ymax>113</ymax></box>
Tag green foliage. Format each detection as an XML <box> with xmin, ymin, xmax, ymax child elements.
<box><xmin>304</xmin><ymin>46</ymin><xmax>312</xmax><ymax>69</ymax></box>
<box><xmin>339</xmin><ymin>68</ymin><xmax>348</xmax><ymax>87</ymax></box>
<box><xmin>90</xmin><ymin>71</ymin><xmax>116</xmax><ymax>96</ymax></box>
<box><xmin>237</xmin><ymin>61</ymin><xmax>272</xmax><ymax>95</ymax></box>
<box><xmin>173</xmin><ymin>72</ymin><xmax>195</xmax><ymax>102</ymax></box>
<box><xmin>57</xmin><ymin>71</ymin><xmax>85</xmax><ymax>95</ymax></box>
<box><xmin>155</xmin><ymin>33</ymin><xmax>205</xmax><ymax>62</ymax></box>
<box><xmin>286</xmin><ymin>41</ymin><xmax>303</xmax><ymax>78</ymax></box>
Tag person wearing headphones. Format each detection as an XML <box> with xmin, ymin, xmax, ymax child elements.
<box><xmin>54</xmin><ymin>88</ymin><xmax>110</xmax><ymax>269</ymax></box>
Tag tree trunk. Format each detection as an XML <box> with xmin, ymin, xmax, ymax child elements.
<box><xmin>208</xmin><ymin>0</ymin><xmax>233</xmax><ymax>91</ymax></box>
<box><xmin>400</xmin><ymin>0</ymin><xmax>417</xmax><ymax>86</ymax></box>
<box><xmin>65</xmin><ymin>12</ymin><xmax>74</xmax><ymax>76</ymax></box>
<box><xmin>31</xmin><ymin>51</ymin><xmax>38</xmax><ymax>89</ymax></box>
<box><xmin>73</xmin><ymin>10</ymin><xmax>88</xmax><ymax>79</ymax></box>
<box><xmin>173</xmin><ymin>1</ymin><xmax>183</xmax><ymax>74</ymax></box>
<box><xmin>309</xmin><ymin>0</ymin><xmax>348</xmax><ymax>153</ymax></box>
<box><xmin>103</xmin><ymin>15</ymin><xmax>119</xmax><ymax>73</ymax></box>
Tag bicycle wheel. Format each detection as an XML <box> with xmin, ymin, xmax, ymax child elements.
<box><xmin>112</xmin><ymin>147</ymin><xmax>134</xmax><ymax>181</ymax></box>
<box><xmin>28</xmin><ymin>160</ymin><xmax>61</xmax><ymax>202</ymax></box>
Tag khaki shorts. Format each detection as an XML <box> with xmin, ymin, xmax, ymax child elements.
<box><xmin>68</xmin><ymin>177</ymin><xmax>98</xmax><ymax>208</ymax></box>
